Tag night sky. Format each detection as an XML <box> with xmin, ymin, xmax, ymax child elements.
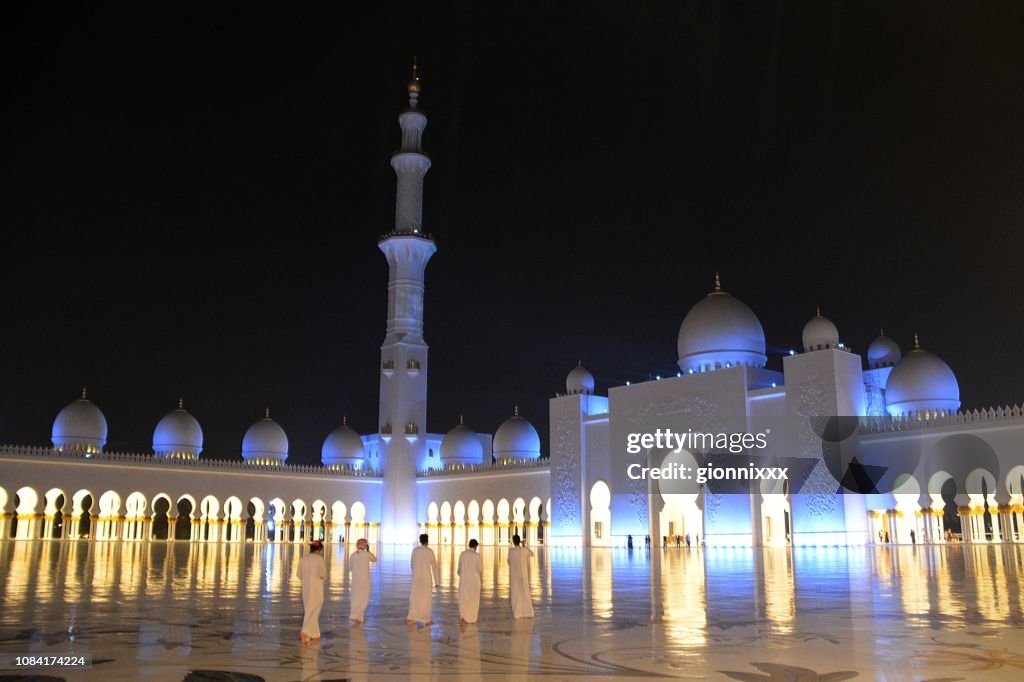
<box><xmin>4</xmin><ymin>3</ymin><xmax>1023</xmax><ymax>464</ymax></box>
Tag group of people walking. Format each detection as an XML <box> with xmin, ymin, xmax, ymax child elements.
<box><xmin>297</xmin><ymin>533</ymin><xmax>535</xmax><ymax>642</ymax></box>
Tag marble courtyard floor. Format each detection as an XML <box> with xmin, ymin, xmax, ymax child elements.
<box><xmin>1</xmin><ymin>541</ymin><xmax>1023</xmax><ymax>680</ymax></box>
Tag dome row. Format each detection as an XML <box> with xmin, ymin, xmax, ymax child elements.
<box><xmin>51</xmin><ymin>395</ymin><xmax>541</xmax><ymax>466</ymax></box>
<box><xmin>666</xmin><ymin>276</ymin><xmax>960</xmax><ymax>417</ymax></box>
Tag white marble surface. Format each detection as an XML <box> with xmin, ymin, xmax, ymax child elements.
<box><xmin>1</xmin><ymin>541</ymin><xmax>1022</xmax><ymax>680</ymax></box>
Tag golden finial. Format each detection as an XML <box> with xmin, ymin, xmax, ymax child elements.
<box><xmin>342</xmin><ymin>414</ymin><xmax>348</xmax><ymax>426</ymax></box>
<box><xmin>513</xmin><ymin>403</ymin><xmax>520</xmax><ymax>417</ymax></box>
<box><xmin>407</xmin><ymin>56</ymin><xmax>421</xmax><ymax>94</ymax></box>
<box><xmin>264</xmin><ymin>407</ymin><xmax>270</xmax><ymax>419</ymax></box>
<box><xmin>880</xmin><ymin>328</ymin><xmax>885</xmax><ymax>337</ymax></box>
<box><xmin>80</xmin><ymin>387</ymin><xmax>88</xmax><ymax>400</ymax></box>
<box><xmin>714</xmin><ymin>271</ymin><xmax>722</xmax><ymax>292</ymax></box>
<box><xmin>178</xmin><ymin>397</ymin><xmax>184</xmax><ymax>410</ymax></box>
<box><xmin>913</xmin><ymin>332</ymin><xmax>921</xmax><ymax>350</ymax></box>
<box><xmin>459</xmin><ymin>413</ymin><xmax>465</xmax><ymax>426</ymax></box>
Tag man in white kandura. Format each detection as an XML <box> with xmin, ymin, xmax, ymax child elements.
<box><xmin>297</xmin><ymin>540</ymin><xmax>327</xmax><ymax>643</ymax></box>
<box><xmin>457</xmin><ymin>538</ymin><xmax>483</xmax><ymax>625</ymax></box>
<box><xmin>348</xmin><ymin>538</ymin><xmax>376</xmax><ymax>624</ymax></box>
<box><xmin>407</xmin><ymin>533</ymin><xmax>439</xmax><ymax>626</ymax></box>
<box><xmin>507</xmin><ymin>534</ymin><xmax>535</xmax><ymax>619</ymax></box>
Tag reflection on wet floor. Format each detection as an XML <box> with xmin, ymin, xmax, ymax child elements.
<box><xmin>1</xmin><ymin>541</ymin><xmax>1023</xmax><ymax>680</ymax></box>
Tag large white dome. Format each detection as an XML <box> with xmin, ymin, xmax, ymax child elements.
<box><xmin>885</xmin><ymin>337</ymin><xmax>960</xmax><ymax>418</ymax></box>
<box><xmin>321</xmin><ymin>418</ymin><xmax>366</xmax><ymax>468</ymax></box>
<box><xmin>566</xmin><ymin>363</ymin><xmax>595</xmax><ymax>395</ymax></box>
<box><xmin>441</xmin><ymin>417</ymin><xmax>485</xmax><ymax>465</ymax></box>
<box><xmin>153</xmin><ymin>400</ymin><xmax>203</xmax><ymax>458</ymax></box>
<box><xmin>867</xmin><ymin>331</ymin><xmax>901</xmax><ymax>368</ymax></box>
<box><xmin>677</xmin><ymin>276</ymin><xmax>766</xmax><ymax>373</ymax></box>
<box><xmin>802</xmin><ymin>309</ymin><xmax>839</xmax><ymax>352</ymax></box>
<box><xmin>242</xmin><ymin>410</ymin><xmax>289</xmax><ymax>463</ymax></box>
<box><xmin>52</xmin><ymin>390</ymin><xmax>108</xmax><ymax>453</ymax></box>
<box><xmin>493</xmin><ymin>407</ymin><xmax>541</xmax><ymax>460</ymax></box>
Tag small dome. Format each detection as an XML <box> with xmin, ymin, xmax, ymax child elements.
<box><xmin>242</xmin><ymin>409</ymin><xmax>289</xmax><ymax>463</ymax></box>
<box><xmin>566</xmin><ymin>363</ymin><xmax>595</xmax><ymax>395</ymax></box>
<box><xmin>867</xmin><ymin>331</ymin><xmax>901</xmax><ymax>368</ymax></box>
<box><xmin>493</xmin><ymin>407</ymin><xmax>541</xmax><ymax>460</ymax></box>
<box><xmin>885</xmin><ymin>336</ymin><xmax>960</xmax><ymax>418</ymax></box>
<box><xmin>321</xmin><ymin>417</ymin><xmax>365</xmax><ymax>468</ymax></box>
<box><xmin>441</xmin><ymin>417</ymin><xmax>485</xmax><ymax>465</ymax></box>
<box><xmin>677</xmin><ymin>274</ymin><xmax>767</xmax><ymax>374</ymax></box>
<box><xmin>802</xmin><ymin>308</ymin><xmax>840</xmax><ymax>352</ymax></box>
<box><xmin>153</xmin><ymin>400</ymin><xmax>203</xmax><ymax>458</ymax></box>
<box><xmin>51</xmin><ymin>389</ymin><xmax>108</xmax><ymax>453</ymax></box>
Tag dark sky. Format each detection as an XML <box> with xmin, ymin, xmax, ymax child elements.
<box><xmin>3</xmin><ymin>2</ymin><xmax>1023</xmax><ymax>463</ymax></box>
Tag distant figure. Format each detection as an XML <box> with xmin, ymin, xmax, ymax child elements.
<box><xmin>685</xmin><ymin>533</ymin><xmax>691</xmax><ymax>549</ymax></box>
<box><xmin>297</xmin><ymin>540</ymin><xmax>326</xmax><ymax>643</ymax></box>
<box><xmin>627</xmin><ymin>535</ymin><xmax>634</xmax><ymax>550</ymax></box>
<box><xmin>675</xmin><ymin>535</ymin><xmax>681</xmax><ymax>548</ymax></box>
<box><xmin>662</xmin><ymin>536</ymin><xmax>668</xmax><ymax>548</ymax></box>
<box><xmin>878</xmin><ymin>529</ymin><xmax>884</xmax><ymax>543</ymax></box>
<box><xmin>407</xmin><ymin>534</ymin><xmax>439</xmax><ymax>626</ymax></box>
<box><xmin>348</xmin><ymin>538</ymin><xmax>376</xmax><ymax>624</ymax></box>
<box><xmin>910</xmin><ymin>529</ymin><xmax>916</xmax><ymax>545</ymax></box>
<box><xmin>884</xmin><ymin>531</ymin><xmax>890</xmax><ymax>544</ymax></box>
<box><xmin>508</xmin><ymin>534</ymin><xmax>535</xmax><ymax>619</ymax></box>
<box><xmin>645</xmin><ymin>535</ymin><xmax>651</xmax><ymax>549</ymax></box>
<box><xmin>457</xmin><ymin>539</ymin><xmax>483</xmax><ymax>625</ymax></box>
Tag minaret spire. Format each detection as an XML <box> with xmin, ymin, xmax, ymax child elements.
<box><xmin>378</xmin><ymin>65</ymin><xmax>438</xmax><ymax>543</ymax></box>
<box><xmin>388</xmin><ymin>58</ymin><xmax>431</xmax><ymax>236</ymax></box>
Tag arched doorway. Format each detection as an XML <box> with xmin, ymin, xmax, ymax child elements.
<box><xmin>152</xmin><ymin>497</ymin><xmax>171</xmax><ymax>540</ymax></box>
<box><xmin>760</xmin><ymin>478</ymin><xmax>791</xmax><ymax>547</ymax></box>
<box><xmin>1005</xmin><ymin>466</ymin><xmax>1024</xmax><ymax>542</ymax></box>
<box><xmin>76</xmin><ymin>493</ymin><xmax>94</xmax><ymax>539</ymax></box>
<box><xmin>590</xmin><ymin>481</ymin><xmax>611</xmax><ymax>547</ymax></box>
<box><xmin>496</xmin><ymin>499</ymin><xmax>510</xmax><ymax>545</ymax></box>
<box><xmin>44</xmin><ymin>490</ymin><xmax>66</xmax><ymax>539</ymax></box>
<box><xmin>480</xmin><ymin>500</ymin><xmax>495</xmax><ymax>545</ymax></box>
<box><xmin>892</xmin><ymin>475</ymin><xmax>922</xmax><ymax>544</ymax></box>
<box><xmin>940</xmin><ymin>478</ymin><xmax>960</xmax><ymax>540</ymax></box>
<box><xmin>175</xmin><ymin>498</ymin><xmax>194</xmax><ymax>540</ymax></box>
<box><xmin>311</xmin><ymin>500</ymin><xmax>327</xmax><ymax>542</ymax></box>
<box><xmin>245</xmin><ymin>501</ymin><xmax>257</xmax><ymax>541</ymax></box>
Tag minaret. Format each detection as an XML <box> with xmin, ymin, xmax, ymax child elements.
<box><xmin>378</xmin><ymin>59</ymin><xmax>437</xmax><ymax>544</ymax></box>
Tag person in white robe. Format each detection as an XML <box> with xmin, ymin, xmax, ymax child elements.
<box><xmin>457</xmin><ymin>538</ymin><xmax>483</xmax><ymax>624</ymax></box>
<box><xmin>406</xmin><ymin>534</ymin><xmax>439</xmax><ymax>625</ymax></box>
<box><xmin>507</xmin><ymin>534</ymin><xmax>534</xmax><ymax>619</ymax></box>
<box><xmin>348</xmin><ymin>538</ymin><xmax>376</xmax><ymax>624</ymax></box>
<box><xmin>297</xmin><ymin>540</ymin><xmax>327</xmax><ymax>642</ymax></box>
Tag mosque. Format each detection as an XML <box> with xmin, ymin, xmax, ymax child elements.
<box><xmin>2</xmin><ymin>69</ymin><xmax>1023</xmax><ymax>550</ymax></box>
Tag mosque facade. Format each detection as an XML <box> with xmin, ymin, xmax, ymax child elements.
<box><xmin>2</xmin><ymin>72</ymin><xmax>1023</xmax><ymax>549</ymax></box>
